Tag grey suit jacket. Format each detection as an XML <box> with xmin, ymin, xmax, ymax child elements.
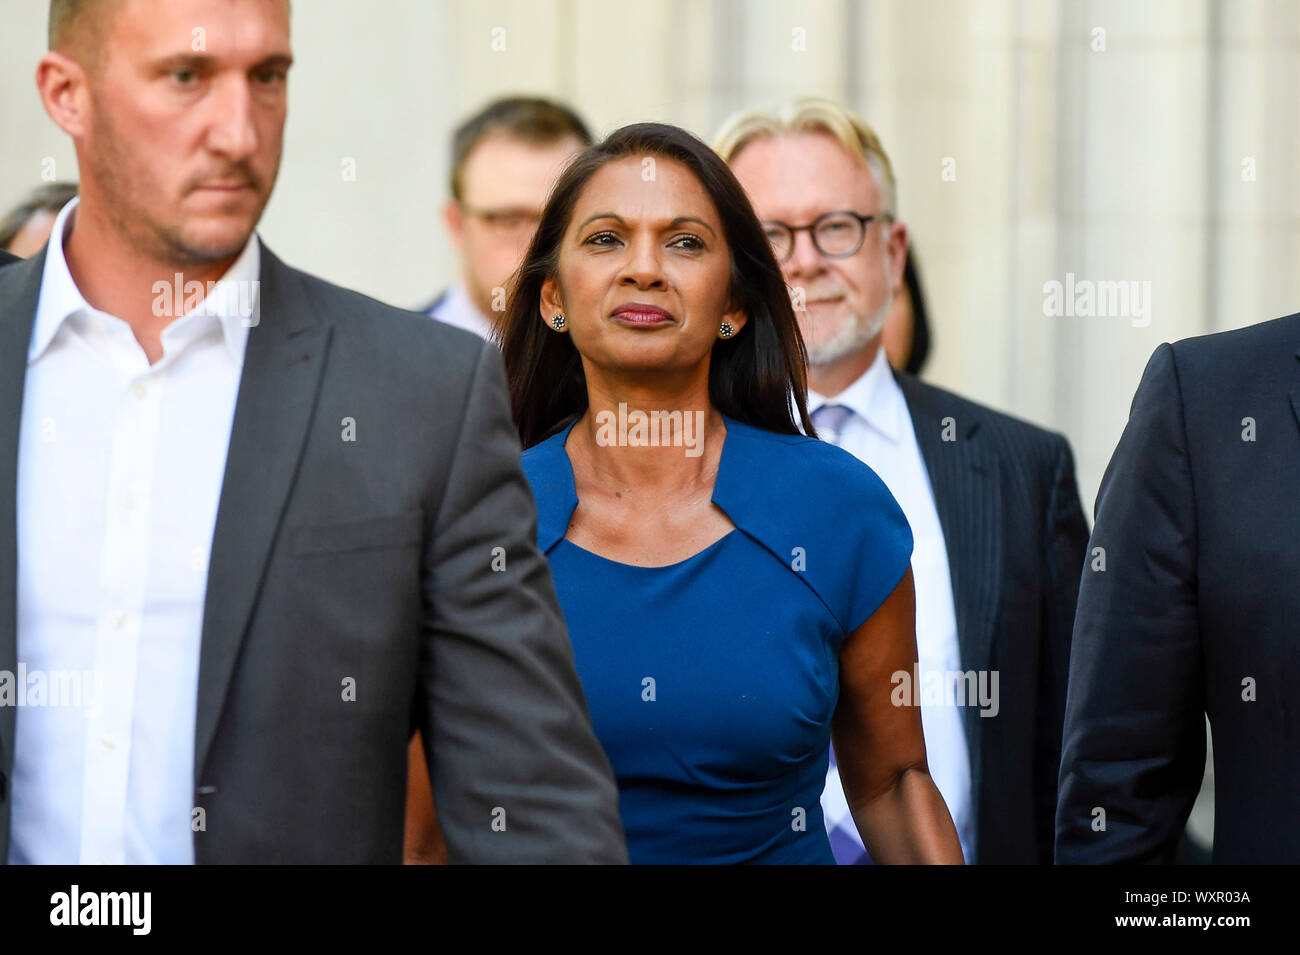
<box><xmin>0</xmin><ymin>245</ymin><xmax>627</xmax><ymax>863</ymax></box>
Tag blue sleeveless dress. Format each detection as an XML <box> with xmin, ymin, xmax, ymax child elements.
<box><xmin>522</xmin><ymin>414</ymin><xmax>913</xmax><ymax>864</ymax></box>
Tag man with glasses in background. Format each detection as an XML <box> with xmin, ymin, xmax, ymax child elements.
<box><xmin>423</xmin><ymin>96</ymin><xmax>591</xmax><ymax>342</ymax></box>
<box><xmin>717</xmin><ymin>99</ymin><xmax>1089</xmax><ymax>865</ymax></box>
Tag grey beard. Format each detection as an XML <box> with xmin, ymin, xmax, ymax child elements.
<box><xmin>805</xmin><ymin>294</ymin><xmax>891</xmax><ymax>367</ymax></box>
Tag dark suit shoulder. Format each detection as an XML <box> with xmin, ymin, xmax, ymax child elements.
<box><xmin>287</xmin><ymin>265</ymin><xmax>483</xmax><ymax>358</ymax></box>
<box><xmin>418</xmin><ymin>288</ymin><xmax>448</xmax><ymax>316</ymax></box>
<box><xmin>1166</xmin><ymin>312</ymin><xmax>1300</xmax><ymax>387</ymax></box>
<box><xmin>895</xmin><ymin>371</ymin><xmax>1072</xmax><ymax>464</ymax></box>
<box><xmin>258</xmin><ymin>254</ymin><xmax>497</xmax><ymax>433</ymax></box>
<box><xmin>0</xmin><ymin>249</ymin><xmax>40</xmax><ymax>289</ymax></box>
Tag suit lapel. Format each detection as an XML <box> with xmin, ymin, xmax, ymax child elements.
<box><xmin>0</xmin><ymin>253</ymin><xmax>47</xmax><ymax>793</ymax></box>
<box><xmin>894</xmin><ymin>372</ymin><xmax>1003</xmax><ymax>780</ymax></box>
<box><xmin>193</xmin><ymin>246</ymin><xmax>332</xmax><ymax>780</ymax></box>
<box><xmin>1288</xmin><ymin>348</ymin><xmax>1300</xmax><ymax>435</ymax></box>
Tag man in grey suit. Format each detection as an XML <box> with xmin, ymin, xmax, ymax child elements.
<box><xmin>0</xmin><ymin>0</ymin><xmax>625</xmax><ymax>863</ymax></box>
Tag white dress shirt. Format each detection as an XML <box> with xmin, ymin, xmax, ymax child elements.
<box><xmin>8</xmin><ymin>197</ymin><xmax>259</xmax><ymax>864</ymax></box>
<box><xmin>428</xmin><ymin>282</ymin><xmax>496</xmax><ymax>342</ymax></box>
<box><xmin>810</xmin><ymin>347</ymin><xmax>976</xmax><ymax>864</ymax></box>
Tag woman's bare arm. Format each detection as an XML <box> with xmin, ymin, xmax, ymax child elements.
<box><xmin>404</xmin><ymin>732</ymin><xmax>449</xmax><ymax>864</ymax></box>
<box><xmin>831</xmin><ymin>566</ymin><xmax>964</xmax><ymax>864</ymax></box>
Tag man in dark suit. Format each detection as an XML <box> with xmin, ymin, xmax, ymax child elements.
<box><xmin>719</xmin><ymin>99</ymin><xmax>1089</xmax><ymax>864</ymax></box>
<box><xmin>0</xmin><ymin>0</ymin><xmax>625</xmax><ymax>864</ymax></box>
<box><xmin>1057</xmin><ymin>317</ymin><xmax>1300</xmax><ymax>864</ymax></box>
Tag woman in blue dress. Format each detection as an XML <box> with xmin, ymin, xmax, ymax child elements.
<box><xmin>499</xmin><ymin>122</ymin><xmax>963</xmax><ymax>864</ymax></box>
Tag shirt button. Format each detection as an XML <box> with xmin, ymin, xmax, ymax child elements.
<box><xmin>99</xmin><ymin>735</ymin><xmax>116</xmax><ymax>751</ymax></box>
<box><xmin>121</xmin><ymin>492</ymin><xmax>134</xmax><ymax>510</ymax></box>
<box><xmin>110</xmin><ymin>610</ymin><xmax>127</xmax><ymax>629</ymax></box>
<box><xmin>131</xmin><ymin>381</ymin><xmax>148</xmax><ymax>399</ymax></box>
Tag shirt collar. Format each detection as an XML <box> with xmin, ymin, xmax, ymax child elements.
<box><xmin>806</xmin><ymin>346</ymin><xmax>906</xmax><ymax>444</ymax></box>
<box><xmin>29</xmin><ymin>195</ymin><xmax>261</xmax><ymax>367</ymax></box>
<box><xmin>431</xmin><ymin>283</ymin><xmax>496</xmax><ymax>342</ymax></box>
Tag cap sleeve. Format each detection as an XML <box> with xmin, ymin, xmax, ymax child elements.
<box><xmin>713</xmin><ymin>423</ymin><xmax>913</xmax><ymax>640</ymax></box>
<box><xmin>837</xmin><ymin>457</ymin><xmax>914</xmax><ymax>633</ymax></box>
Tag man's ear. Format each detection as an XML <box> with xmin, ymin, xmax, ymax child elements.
<box><xmin>36</xmin><ymin>52</ymin><xmax>90</xmax><ymax>139</ymax></box>
<box><xmin>442</xmin><ymin>199</ymin><xmax>464</xmax><ymax>250</ymax></box>
<box><xmin>886</xmin><ymin>220</ymin><xmax>909</xmax><ymax>297</ymax></box>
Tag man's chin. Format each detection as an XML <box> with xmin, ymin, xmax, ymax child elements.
<box><xmin>804</xmin><ymin>325</ymin><xmax>879</xmax><ymax>367</ymax></box>
<box><xmin>807</xmin><ymin>345</ymin><xmax>857</xmax><ymax>367</ymax></box>
<box><xmin>170</xmin><ymin>189</ymin><xmax>267</xmax><ymax>259</ymax></box>
<box><xmin>169</xmin><ymin>219</ymin><xmax>259</xmax><ymax>264</ymax></box>
<box><xmin>802</xmin><ymin>300</ymin><xmax>889</xmax><ymax>366</ymax></box>
<box><xmin>800</xmin><ymin>317</ymin><xmax>856</xmax><ymax>363</ymax></box>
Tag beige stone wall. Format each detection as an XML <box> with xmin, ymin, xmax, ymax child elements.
<box><xmin>3</xmin><ymin>0</ymin><xmax>1298</xmax><ymax>518</ymax></box>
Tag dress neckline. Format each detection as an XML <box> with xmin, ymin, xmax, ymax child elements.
<box><xmin>548</xmin><ymin>412</ymin><xmax>737</xmax><ymax>569</ymax></box>
<box><xmin>530</xmin><ymin>410</ymin><xmax>817</xmax><ymax>559</ymax></box>
<box><xmin>556</xmin><ymin>527</ymin><xmax>739</xmax><ymax>571</ymax></box>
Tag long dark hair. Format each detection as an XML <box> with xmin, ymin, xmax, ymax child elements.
<box><xmin>902</xmin><ymin>249</ymin><xmax>931</xmax><ymax>376</ymax></box>
<box><xmin>499</xmin><ymin>122</ymin><xmax>813</xmax><ymax>448</ymax></box>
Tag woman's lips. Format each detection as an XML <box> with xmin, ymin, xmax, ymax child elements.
<box><xmin>611</xmin><ymin>305</ymin><xmax>674</xmax><ymax>326</ymax></box>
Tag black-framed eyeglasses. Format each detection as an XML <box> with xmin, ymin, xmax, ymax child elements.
<box><xmin>761</xmin><ymin>210</ymin><xmax>894</xmax><ymax>262</ymax></box>
<box><xmin>460</xmin><ymin>203</ymin><xmax>542</xmax><ymax>233</ymax></box>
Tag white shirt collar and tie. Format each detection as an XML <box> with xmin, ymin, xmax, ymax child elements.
<box><xmin>427</xmin><ymin>282</ymin><xmax>497</xmax><ymax>342</ymax></box>
<box><xmin>806</xmin><ymin>336</ymin><xmax>908</xmax><ymax>446</ymax></box>
<box><xmin>8</xmin><ymin>197</ymin><xmax>259</xmax><ymax>864</ymax></box>
<box><xmin>807</xmin><ymin>347</ymin><xmax>976</xmax><ymax>865</ymax></box>
<box><xmin>809</xmin><ymin>402</ymin><xmax>852</xmax><ymax>447</ymax></box>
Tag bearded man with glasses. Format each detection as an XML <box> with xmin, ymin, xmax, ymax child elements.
<box><xmin>717</xmin><ymin>99</ymin><xmax>1089</xmax><ymax>865</ymax></box>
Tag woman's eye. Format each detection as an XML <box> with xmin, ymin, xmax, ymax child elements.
<box><xmin>585</xmin><ymin>232</ymin><xmax>619</xmax><ymax>246</ymax></box>
<box><xmin>671</xmin><ymin>234</ymin><xmax>704</xmax><ymax>251</ymax></box>
<box><xmin>172</xmin><ymin>69</ymin><xmax>197</xmax><ymax>85</ymax></box>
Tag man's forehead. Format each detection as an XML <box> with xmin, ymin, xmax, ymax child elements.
<box><xmin>111</xmin><ymin>0</ymin><xmax>290</xmax><ymax>60</ymax></box>
<box><xmin>461</xmin><ymin>134</ymin><xmax>583</xmax><ymax>206</ymax></box>
<box><xmin>733</xmin><ymin>133</ymin><xmax>877</xmax><ymax>216</ymax></box>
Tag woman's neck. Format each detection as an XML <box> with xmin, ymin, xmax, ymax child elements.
<box><xmin>567</xmin><ymin>397</ymin><xmax>727</xmax><ymax>495</ymax></box>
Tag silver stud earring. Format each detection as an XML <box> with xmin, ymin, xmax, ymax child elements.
<box><xmin>718</xmin><ymin>321</ymin><xmax>735</xmax><ymax>338</ymax></box>
<box><xmin>551</xmin><ymin>314</ymin><xmax>566</xmax><ymax>330</ymax></box>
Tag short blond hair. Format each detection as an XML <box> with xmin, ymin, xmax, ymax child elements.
<box><xmin>713</xmin><ymin>97</ymin><xmax>898</xmax><ymax>215</ymax></box>
<box><xmin>48</xmin><ymin>0</ymin><xmax>115</xmax><ymax>61</ymax></box>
